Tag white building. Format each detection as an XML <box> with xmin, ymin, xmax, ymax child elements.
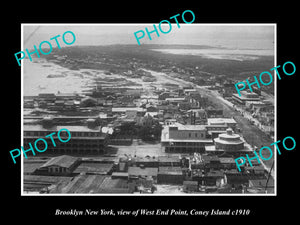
<box><xmin>232</xmin><ymin>91</ymin><xmax>260</xmax><ymax>104</ymax></box>
<box><xmin>161</xmin><ymin>123</ymin><xmax>213</xmax><ymax>153</ymax></box>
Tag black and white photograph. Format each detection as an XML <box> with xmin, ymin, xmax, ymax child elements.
<box><xmin>3</xmin><ymin>4</ymin><xmax>298</xmax><ymax>224</ymax></box>
<box><xmin>21</xmin><ymin>24</ymin><xmax>276</xmax><ymax>195</ymax></box>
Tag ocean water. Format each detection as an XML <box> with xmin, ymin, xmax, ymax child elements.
<box><xmin>151</xmin><ymin>47</ymin><xmax>274</xmax><ymax>61</ymax></box>
<box><xmin>23</xmin><ymin>24</ymin><xmax>275</xmax><ymax>50</ymax></box>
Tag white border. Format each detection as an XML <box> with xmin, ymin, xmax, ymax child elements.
<box><xmin>21</xmin><ymin>23</ymin><xmax>277</xmax><ymax>196</ymax></box>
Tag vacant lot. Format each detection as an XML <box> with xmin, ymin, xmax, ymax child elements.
<box><xmin>110</xmin><ymin>142</ymin><xmax>167</xmax><ymax>158</ymax></box>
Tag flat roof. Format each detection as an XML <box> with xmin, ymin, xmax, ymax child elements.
<box><xmin>205</xmin><ymin>145</ymin><xmax>252</xmax><ymax>152</ymax></box>
<box><xmin>205</xmin><ymin>145</ymin><xmax>224</xmax><ymax>151</ymax></box>
<box><xmin>24</xmin><ymin>175</ymin><xmax>72</xmax><ymax>184</ymax></box>
<box><xmin>24</xmin><ymin>161</ymin><xmax>47</xmax><ymax>174</ymax></box>
<box><xmin>165</xmin><ymin>98</ymin><xmax>185</xmax><ymax>101</ymax></box>
<box><xmin>58</xmin><ymin>175</ymin><xmax>107</xmax><ymax>193</ymax></box>
<box><xmin>24</xmin><ymin>124</ymin><xmax>101</xmax><ymax>132</ymax></box>
<box><xmin>158</xmin><ymin>156</ymin><xmax>181</xmax><ymax>162</ymax></box>
<box><xmin>161</xmin><ymin>138</ymin><xmax>213</xmax><ymax>143</ymax></box>
<box><xmin>74</xmin><ymin>162</ymin><xmax>114</xmax><ymax>174</ymax></box>
<box><xmin>158</xmin><ymin>167</ymin><xmax>183</xmax><ymax>175</ymax></box>
<box><xmin>112</xmin><ymin>107</ymin><xmax>146</xmax><ymax>112</ymax></box>
<box><xmin>111</xmin><ymin>172</ymin><xmax>129</xmax><ymax>177</ymax></box>
<box><xmin>246</xmin><ymin>101</ymin><xmax>266</xmax><ymax>105</ymax></box>
<box><xmin>162</xmin><ymin>125</ymin><xmax>213</xmax><ymax>143</ymax></box>
<box><xmin>232</xmin><ymin>93</ymin><xmax>260</xmax><ymax>101</ymax></box>
<box><xmin>167</xmin><ymin>122</ymin><xmax>207</xmax><ymax>131</ymax></box>
<box><xmin>128</xmin><ymin>167</ymin><xmax>158</xmax><ymax>176</ymax></box>
<box><xmin>206</xmin><ymin>170</ymin><xmax>224</xmax><ymax>177</ymax></box>
<box><xmin>183</xmin><ymin>180</ymin><xmax>198</xmax><ymax>185</ymax></box>
<box><xmin>40</xmin><ymin>155</ymin><xmax>79</xmax><ymax>169</ymax></box>
<box><xmin>219</xmin><ymin>157</ymin><xmax>235</xmax><ymax>164</ymax></box>
<box><xmin>214</xmin><ymin>137</ymin><xmax>244</xmax><ymax>145</ymax></box>
<box><xmin>133</xmin><ymin>157</ymin><xmax>158</xmax><ymax>163</ymax></box>
<box><xmin>207</xmin><ymin>118</ymin><xmax>237</xmax><ymax>125</ymax></box>
<box><xmin>202</xmin><ymin>155</ymin><xmax>220</xmax><ymax>161</ymax></box>
<box><xmin>99</xmin><ymin>177</ymin><xmax>131</xmax><ymax>192</ymax></box>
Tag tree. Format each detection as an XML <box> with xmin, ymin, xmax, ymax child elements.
<box><xmin>137</xmin><ymin>123</ymin><xmax>162</xmax><ymax>142</ymax></box>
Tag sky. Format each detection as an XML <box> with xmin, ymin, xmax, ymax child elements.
<box><xmin>22</xmin><ymin>24</ymin><xmax>275</xmax><ymax>50</ymax></box>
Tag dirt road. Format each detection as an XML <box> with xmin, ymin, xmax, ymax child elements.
<box><xmin>156</xmin><ymin>71</ymin><xmax>275</xmax><ymax>170</ymax></box>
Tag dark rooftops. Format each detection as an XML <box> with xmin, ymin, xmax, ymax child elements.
<box><xmin>158</xmin><ymin>156</ymin><xmax>180</xmax><ymax>161</ymax></box>
<box><xmin>219</xmin><ymin>157</ymin><xmax>235</xmax><ymax>164</ymax></box>
<box><xmin>202</xmin><ymin>155</ymin><xmax>220</xmax><ymax>163</ymax></box>
<box><xmin>158</xmin><ymin>167</ymin><xmax>182</xmax><ymax>175</ymax></box>
<box><xmin>128</xmin><ymin>167</ymin><xmax>158</xmax><ymax>177</ymax></box>
<box><xmin>73</xmin><ymin>162</ymin><xmax>114</xmax><ymax>175</ymax></box>
<box><xmin>40</xmin><ymin>155</ymin><xmax>80</xmax><ymax>169</ymax></box>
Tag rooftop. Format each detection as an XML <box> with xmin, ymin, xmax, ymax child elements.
<box><xmin>111</xmin><ymin>172</ymin><xmax>129</xmax><ymax>178</ymax></box>
<box><xmin>214</xmin><ymin>137</ymin><xmax>244</xmax><ymax>145</ymax></box>
<box><xmin>202</xmin><ymin>155</ymin><xmax>220</xmax><ymax>162</ymax></box>
<box><xmin>112</xmin><ymin>107</ymin><xmax>146</xmax><ymax>112</ymax></box>
<box><xmin>73</xmin><ymin>162</ymin><xmax>114</xmax><ymax>174</ymax></box>
<box><xmin>207</xmin><ymin>118</ymin><xmax>237</xmax><ymax>125</ymax></box>
<box><xmin>24</xmin><ymin>161</ymin><xmax>47</xmax><ymax>174</ymax></box>
<box><xmin>53</xmin><ymin>175</ymin><xmax>107</xmax><ymax>193</ymax></box>
<box><xmin>166</xmin><ymin>122</ymin><xmax>207</xmax><ymax>131</ymax></box>
<box><xmin>165</xmin><ymin>97</ymin><xmax>186</xmax><ymax>101</ymax></box>
<box><xmin>214</xmin><ymin>128</ymin><xmax>244</xmax><ymax>145</ymax></box>
<box><xmin>158</xmin><ymin>156</ymin><xmax>181</xmax><ymax>163</ymax></box>
<box><xmin>219</xmin><ymin>157</ymin><xmax>236</xmax><ymax>164</ymax></box>
<box><xmin>158</xmin><ymin>167</ymin><xmax>183</xmax><ymax>175</ymax></box>
<box><xmin>249</xmin><ymin>179</ymin><xmax>272</xmax><ymax>187</ymax></box>
<box><xmin>161</xmin><ymin>125</ymin><xmax>213</xmax><ymax>143</ymax></box>
<box><xmin>128</xmin><ymin>167</ymin><xmax>158</xmax><ymax>177</ymax></box>
<box><xmin>24</xmin><ymin>175</ymin><xmax>72</xmax><ymax>188</ymax></box>
<box><xmin>24</xmin><ymin>124</ymin><xmax>101</xmax><ymax>132</ymax></box>
<box><xmin>99</xmin><ymin>177</ymin><xmax>131</xmax><ymax>192</ymax></box>
<box><xmin>232</xmin><ymin>93</ymin><xmax>260</xmax><ymax>101</ymax></box>
<box><xmin>205</xmin><ymin>144</ymin><xmax>252</xmax><ymax>152</ymax></box>
<box><xmin>206</xmin><ymin>170</ymin><xmax>224</xmax><ymax>177</ymax></box>
<box><xmin>40</xmin><ymin>155</ymin><xmax>79</xmax><ymax>169</ymax></box>
<box><xmin>133</xmin><ymin>156</ymin><xmax>158</xmax><ymax>163</ymax></box>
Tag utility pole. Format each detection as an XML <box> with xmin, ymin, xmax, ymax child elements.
<box><xmin>265</xmin><ymin>161</ymin><xmax>274</xmax><ymax>193</ymax></box>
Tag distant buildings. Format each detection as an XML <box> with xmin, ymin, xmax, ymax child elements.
<box><xmin>232</xmin><ymin>90</ymin><xmax>260</xmax><ymax>104</ymax></box>
<box><xmin>22</xmin><ymin>60</ymin><xmax>274</xmax><ymax>194</ymax></box>
<box><xmin>29</xmin><ymin>93</ymin><xmax>81</xmax><ymax>111</ymax></box>
<box><xmin>112</xmin><ymin>107</ymin><xmax>146</xmax><ymax>114</ymax></box>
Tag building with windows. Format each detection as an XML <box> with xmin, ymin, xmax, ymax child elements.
<box><xmin>214</xmin><ymin>128</ymin><xmax>244</xmax><ymax>151</ymax></box>
<box><xmin>23</xmin><ymin>118</ymin><xmax>108</xmax><ymax>155</ymax></box>
<box><xmin>205</xmin><ymin>128</ymin><xmax>252</xmax><ymax>156</ymax></box>
<box><xmin>157</xmin><ymin>167</ymin><xmax>184</xmax><ymax>184</ymax></box>
<box><xmin>232</xmin><ymin>90</ymin><xmax>260</xmax><ymax>104</ymax></box>
<box><xmin>35</xmin><ymin>155</ymin><xmax>80</xmax><ymax>175</ymax></box>
<box><xmin>206</xmin><ymin>117</ymin><xmax>237</xmax><ymax>138</ymax></box>
<box><xmin>161</xmin><ymin>123</ymin><xmax>213</xmax><ymax>153</ymax></box>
